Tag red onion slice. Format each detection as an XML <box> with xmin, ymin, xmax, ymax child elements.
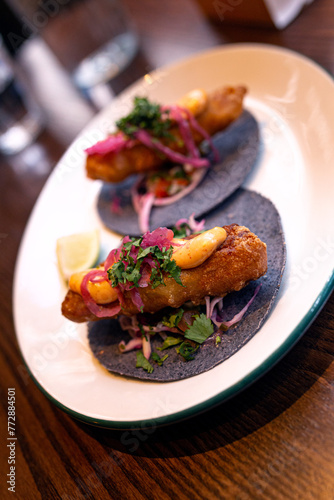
<box><xmin>119</xmin><ymin>337</ymin><xmax>143</xmax><ymax>353</ymax></box>
<box><xmin>210</xmin><ymin>284</ymin><xmax>261</xmax><ymax>329</ymax></box>
<box><xmin>181</xmin><ymin>107</ymin><xmax>220</xmax><ymax>162</ymax></box>
<box><xmin>129</xmin><ymin>288</ymin><xmax>145</xmax><ymax>312</ymax></box>
<box><xmin>80</xmin><ymin>270</ymin><xmax>121</xmax><ymax>318</ymax></box>
<box><xmin>141</xmin><ymin>227</ymin><xmax>174</xmax><ymax>249</ymax></box>
<box><xmin>130</xmin><ymin>181</ymin><xmax>155</xmax><ymax>233</ymax></box>
<box><xmin>137</xmin><ymin>192</ymin><xmax>155</xmax><ymax>233</ymax></box>
<box><xmin>131</xmin><ymin>168</ymin><xmax>206</xmax><ymax>232</ymax></box>
<box><xmin>135</xmin><ymin>129</ymin><xmax>209</xmax><ymax>168</ymax></box>
<box><xmin>167</xmin><ymin>105</ymin><xmax>200</xmax><ymax>159</ymax></box>
<box><xmin>206</xmin><ymin>296</ymin><xmax>224</xmax><ymax>319</ymax></box>
<box><xmin>174</xmin><ymin>213</ymin><xmax>205</xmax><ymax>236</ymax></box>
<box><xmin>85</xmin><ymin>132</ymin><xmax>130</xmax><ymax>156</ymax></box>
<box><xmin>104</xmin><ymin>247</ymin><xmax>120</xmax><ymax>273</ymax></box>
<box><xmin>221</xmin><ymin>285</ymin><xmax>261</xmax><ymax>328</ymax></box>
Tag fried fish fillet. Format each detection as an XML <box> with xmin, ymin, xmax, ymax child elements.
<box><xmin>86</xmin><ymin>86</ymin><xmax>247</xmax><ymax>183</ymax></box>
<box><xmin>61</xmin><ymin>224</ymin><xmax>267</xmax><ymax>323</ymax></box>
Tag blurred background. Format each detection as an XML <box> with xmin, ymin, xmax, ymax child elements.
<box><xmin>1</xmin><ymin>0</ymin><xmax>330</xmax><ymax>232</ymax></box>
<box><xmin>0</xmin><ymin>0</ymin><xmax>328</xmax><ymax>153</ymax></box>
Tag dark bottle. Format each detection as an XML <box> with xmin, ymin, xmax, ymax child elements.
<box><xmin>0</xmin><ymin>1</ymin><xmax>32</xmax><ymax>56</ymax></box>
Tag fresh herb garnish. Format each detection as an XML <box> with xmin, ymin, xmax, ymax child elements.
<box><xmin>157</xmin><ymin>336</ymin><xmax>183</xmax><ymax>351</ymax></box>
<box><xmin>176</xmin><ymin>341</ymin><xmax>199</xmax><ymax>361</ymax></box>
<box><xmin>116</xmin><ymin>97</ymin><xmax>173</xmax><ymax>139</ymax></box>
<box><xmin>184</xmin><ymin>313</ymin><xmax>214</xmax><ymax>344</ymax></box>
<box><xmin>107</xmin><ymin>237</ymin><xmax>183</xmax><ymax>291</ymax></box>
<box><xmin>172</xmin><ymin>223</ymin><xmax>190</xmax><ymax>239</ymax></box>
<box><xmin>151</xmin><ymin>352</ymin><xmax>168</xmax><ymax>366</ymax></box>
<box><xmin>215</xmin><ymin>335</ymin><xmax>221</xmax><ymax>345</ymax></box>
<box><xmin>172</xmin><ymin>224</ymin><xmax>205</xmax><ymax>239</ymax></box>
<box><xmin>150</xmin><ymin>246</ymin><xmax>182</xmax><ymax>288</ymax></box>
<box><xmin>162</xmin><ymin>308</ymin><xmax>184</xmax><ymax>328</ymax></box>
<box><xmin>136</xmin><ymin>351</ymin><xmax>154</xmax><ymax>373</ymax></box>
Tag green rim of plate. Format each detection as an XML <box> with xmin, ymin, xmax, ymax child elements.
<box><xmin>21</xmin><ymin>272</ymin><xmax>333</xmax><ymax>429</ymax></box>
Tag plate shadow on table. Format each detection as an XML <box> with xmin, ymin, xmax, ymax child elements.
<box><xmin>75</xmin><ymin>292</ymin><xmax>334</xmax><ymax>458</ymax></box>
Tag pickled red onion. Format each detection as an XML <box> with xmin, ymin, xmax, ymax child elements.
<box><xmin>181</xmin><ymin>107</ymin><xmax>220</xmax><ymax>162</ymax></box>
<box><xmin>137</xmin><ymin>192</ymin><xmax>155</xmax><ymax>233</ymax></box>
<box><xmin>84</xmin><ymin>132</ymin><xmax>131</xmax><ymax>155</ymax></box>
<box><xmin>209</xmin><ymin>284</ymin><xmax>261</xmax><ymax>329</ymax></box>
<box><xmin>175</xmin><ymin>213</ymin><xmax>205</xmax><ymax>234</ymax></box>
<box><xmin>220</xmin><ymin>285</ymin><xmax>261</xmax><ymax>328</ymax></box>
<box><xmin>80</xmin><ymin>269</ymin><xmax>121</xmax><ymax>317</ymax></box>
<box><xmin>119</xmin><ymin>337</ymin><xmax>143</xmax><ymax>353</ymax></box>
<box><xmin>167</xmin><ymin>105</ymin><xmax>199</xmax><ymax>159</ymax></box>
<box><xmin>131</xmin><ymin>169</ymin><xmax>207</xmax><ymax>232</ymax></box>
<box><xmin>134</xmin><ymin>129</ymin><xmax>209</xmax><ymax>168</ymax></box>
<box><xmin>141</xmin><ymin>227</ymin><xmax>174</xmax><ymax>250</ymax></box>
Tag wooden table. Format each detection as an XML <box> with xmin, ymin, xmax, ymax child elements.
<box><xmin>1</xmin><ymin>0</ymin><xmax>333</xmax><ymax>498</ymax></box>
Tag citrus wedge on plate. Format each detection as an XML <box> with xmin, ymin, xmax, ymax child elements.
<box><xmin>56</xmin><ymin>230</ymin><xmax>100</xmax><ymax>281</ymax></box>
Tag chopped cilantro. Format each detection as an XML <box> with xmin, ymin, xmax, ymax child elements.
<box><xmin>157</xmin><ymin>336</ymin><xmax>183</xmax><ymax>351</ymax></box>
<box><xmin>162</xmin><ymin>308</ymin><xmax>184</xmax><ymax>328</ymax></box>
<box><xmin>151</xmin><ymin>352</ymin><xmax>168</xmax><ymax>366</ymax></box>
<box><xmin>172</xmin><ymin>223</ymin><xmax>190</xmax><ymax>239</ymax></box>
<box><xmin>107</xmin><ymin>237</ymin><xmax>182</xmax><ymax>291</ymax></box>
<box><xmin>184</xmin><ymin>313</ymin><xmax>214</xmax><ymax>344</ymax></box>
<box><xmin>171</xmin><ymin>223</ymin><xmax>204</xmax><ymax>239</ymax></box>
<box><xmin>136</xmin><ymin>351</ymin><xmax>154</xmax><ymax>373</ymax></box>
<box><xmin>116</xmin><ymin>97</ymin><xmax>173</xmax><ymax>139</ymax></box>
<box><xmin>137</xmin><ymin>322</ymin><xmax>145</xmax><ymax>336</ymax></box>
<box><xmin>176</xmin><ymin>341</ymin><xmax>199</xmax><ymax>361</ymax></box>
<box><xmin>149</xmin><ymin>246</ymin><xmax>183</xmax><ymax>288</ymax></box>
<box><xmin>173</xmin><ymin>168</ymin><xmax>189</xmax><ymax>179</ymax></box>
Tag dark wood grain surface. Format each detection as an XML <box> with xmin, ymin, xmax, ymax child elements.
<box><xmin>1</xmin><ymin>0</ymin><xmax>333</xmax><ymax>498</ymax></box>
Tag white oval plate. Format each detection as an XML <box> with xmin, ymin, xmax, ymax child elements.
<box><xmin>13</xmin><ymin>44</ymin><xmax>334</xmax><ymax>428</ymax></box>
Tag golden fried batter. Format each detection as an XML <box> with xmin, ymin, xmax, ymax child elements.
<box><xmin>61</xmin><ymin>224</ymin><xmax>267</xmax><ymax>323</ymax></box>
<box><xmin>86</xmin><ymin>86</ymin><xmax>247</xmax><ymax>183</ymax></box>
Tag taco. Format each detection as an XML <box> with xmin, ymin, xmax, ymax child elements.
<box><xmin>61</xmin><ymin>189</ymin><xmax>285</xmax><ymax>382</ymax></box>
<box><xmin>98</xmin><ymin>108</ymin><xmax>259</xmax><ymax>235</ymax></box>
<box><xmin>84</xmin><ymin>86</ymin><xmax>259</xmax><ymax>234</ymax></box>
<box><xmin>86</xmin><ymin>86</ymin><xmax>247</xmax><ymax>183</ymax></box>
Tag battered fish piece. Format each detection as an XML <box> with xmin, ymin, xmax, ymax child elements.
<box><xmin>86</xmin><ymin>86</ymin><xmax>247</xmax><ymax>183</ymax></box>
<box><xmin>61</xmin><ymin>224</ymin><xmax>267</xmax><ymax>323</ymax></box>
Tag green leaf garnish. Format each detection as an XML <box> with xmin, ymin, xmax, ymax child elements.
<box><xmin>172</xmin><ymin>223</ymin><xmax>190</xmax><ymax>239</ymax></box>
<box><xmin>107</xmin><ymin>238</ymin><xmax>182</xmax><ymax>291</ymax></box>
<box><xmin>157</xmin><ymin>336</ymin><xmax>183</xmax><ymax>351</ymax></box>
<box><xmin>151</xmin><ymin>352</ymin><xmax>168</xmax><ymax>366</ymax></box>
<box><xmin>176</xmin><ymin>341</ymin><xmax>199</xmax><ymax>361</ymax></box>
<box><xmin>215</xmin><ymin>335</ymin><xmax>221</xmax><ymax>345</ymax></box>
<box><xmin>184</xmin><ymin>313</ymin><xmax>214</xmax><ymax>344</ymax></box>
<box><xmin>171</xmin><ymin>222</ymin><xmax>204</xmax><ymax>239</ymax></box>
<box><xmin>116</xmin><ymin>97</ymin><xmax>173</xmax><ymax>139</ymax></box>
<box><xmin>162</xmin><ymin>308</ymin><xmax>184</xmax><ymax>328</ymax></box>
<box><xmin>136</xmin><ymin>351</ymin><xmax>154</xmax><ymax>373</ymax></box>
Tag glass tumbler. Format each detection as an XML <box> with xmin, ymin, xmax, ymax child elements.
<box><xmin>0</xmin><ymin>36</ymin><xmax>44</xmax><ymax>155</ymax></box>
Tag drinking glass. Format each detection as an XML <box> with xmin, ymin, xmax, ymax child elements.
<box><xmin>0</xmin><ymin>36</ymin><xmax>44</xmax><ymax>155</ymax></box>
<box><xmin>37</xmin><ymin>0</ymin><xmax>139</xmax><ymax>91</ymax></box>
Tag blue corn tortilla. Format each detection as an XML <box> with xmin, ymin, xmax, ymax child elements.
<box><xmin>88</xmin><ymin>188</ymin><xmax>286</xmax><ymax>382</ymax></box>
<box><xmin>97</xmin><ymin>110</ymin><xmax>260</xmax><ymax>236</ymax></box>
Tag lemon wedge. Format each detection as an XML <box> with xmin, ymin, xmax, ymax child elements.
<box><xmin>56</xmin><ymin>230</ymin><xmax>100</xmax><ymax>281</ymax></box>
